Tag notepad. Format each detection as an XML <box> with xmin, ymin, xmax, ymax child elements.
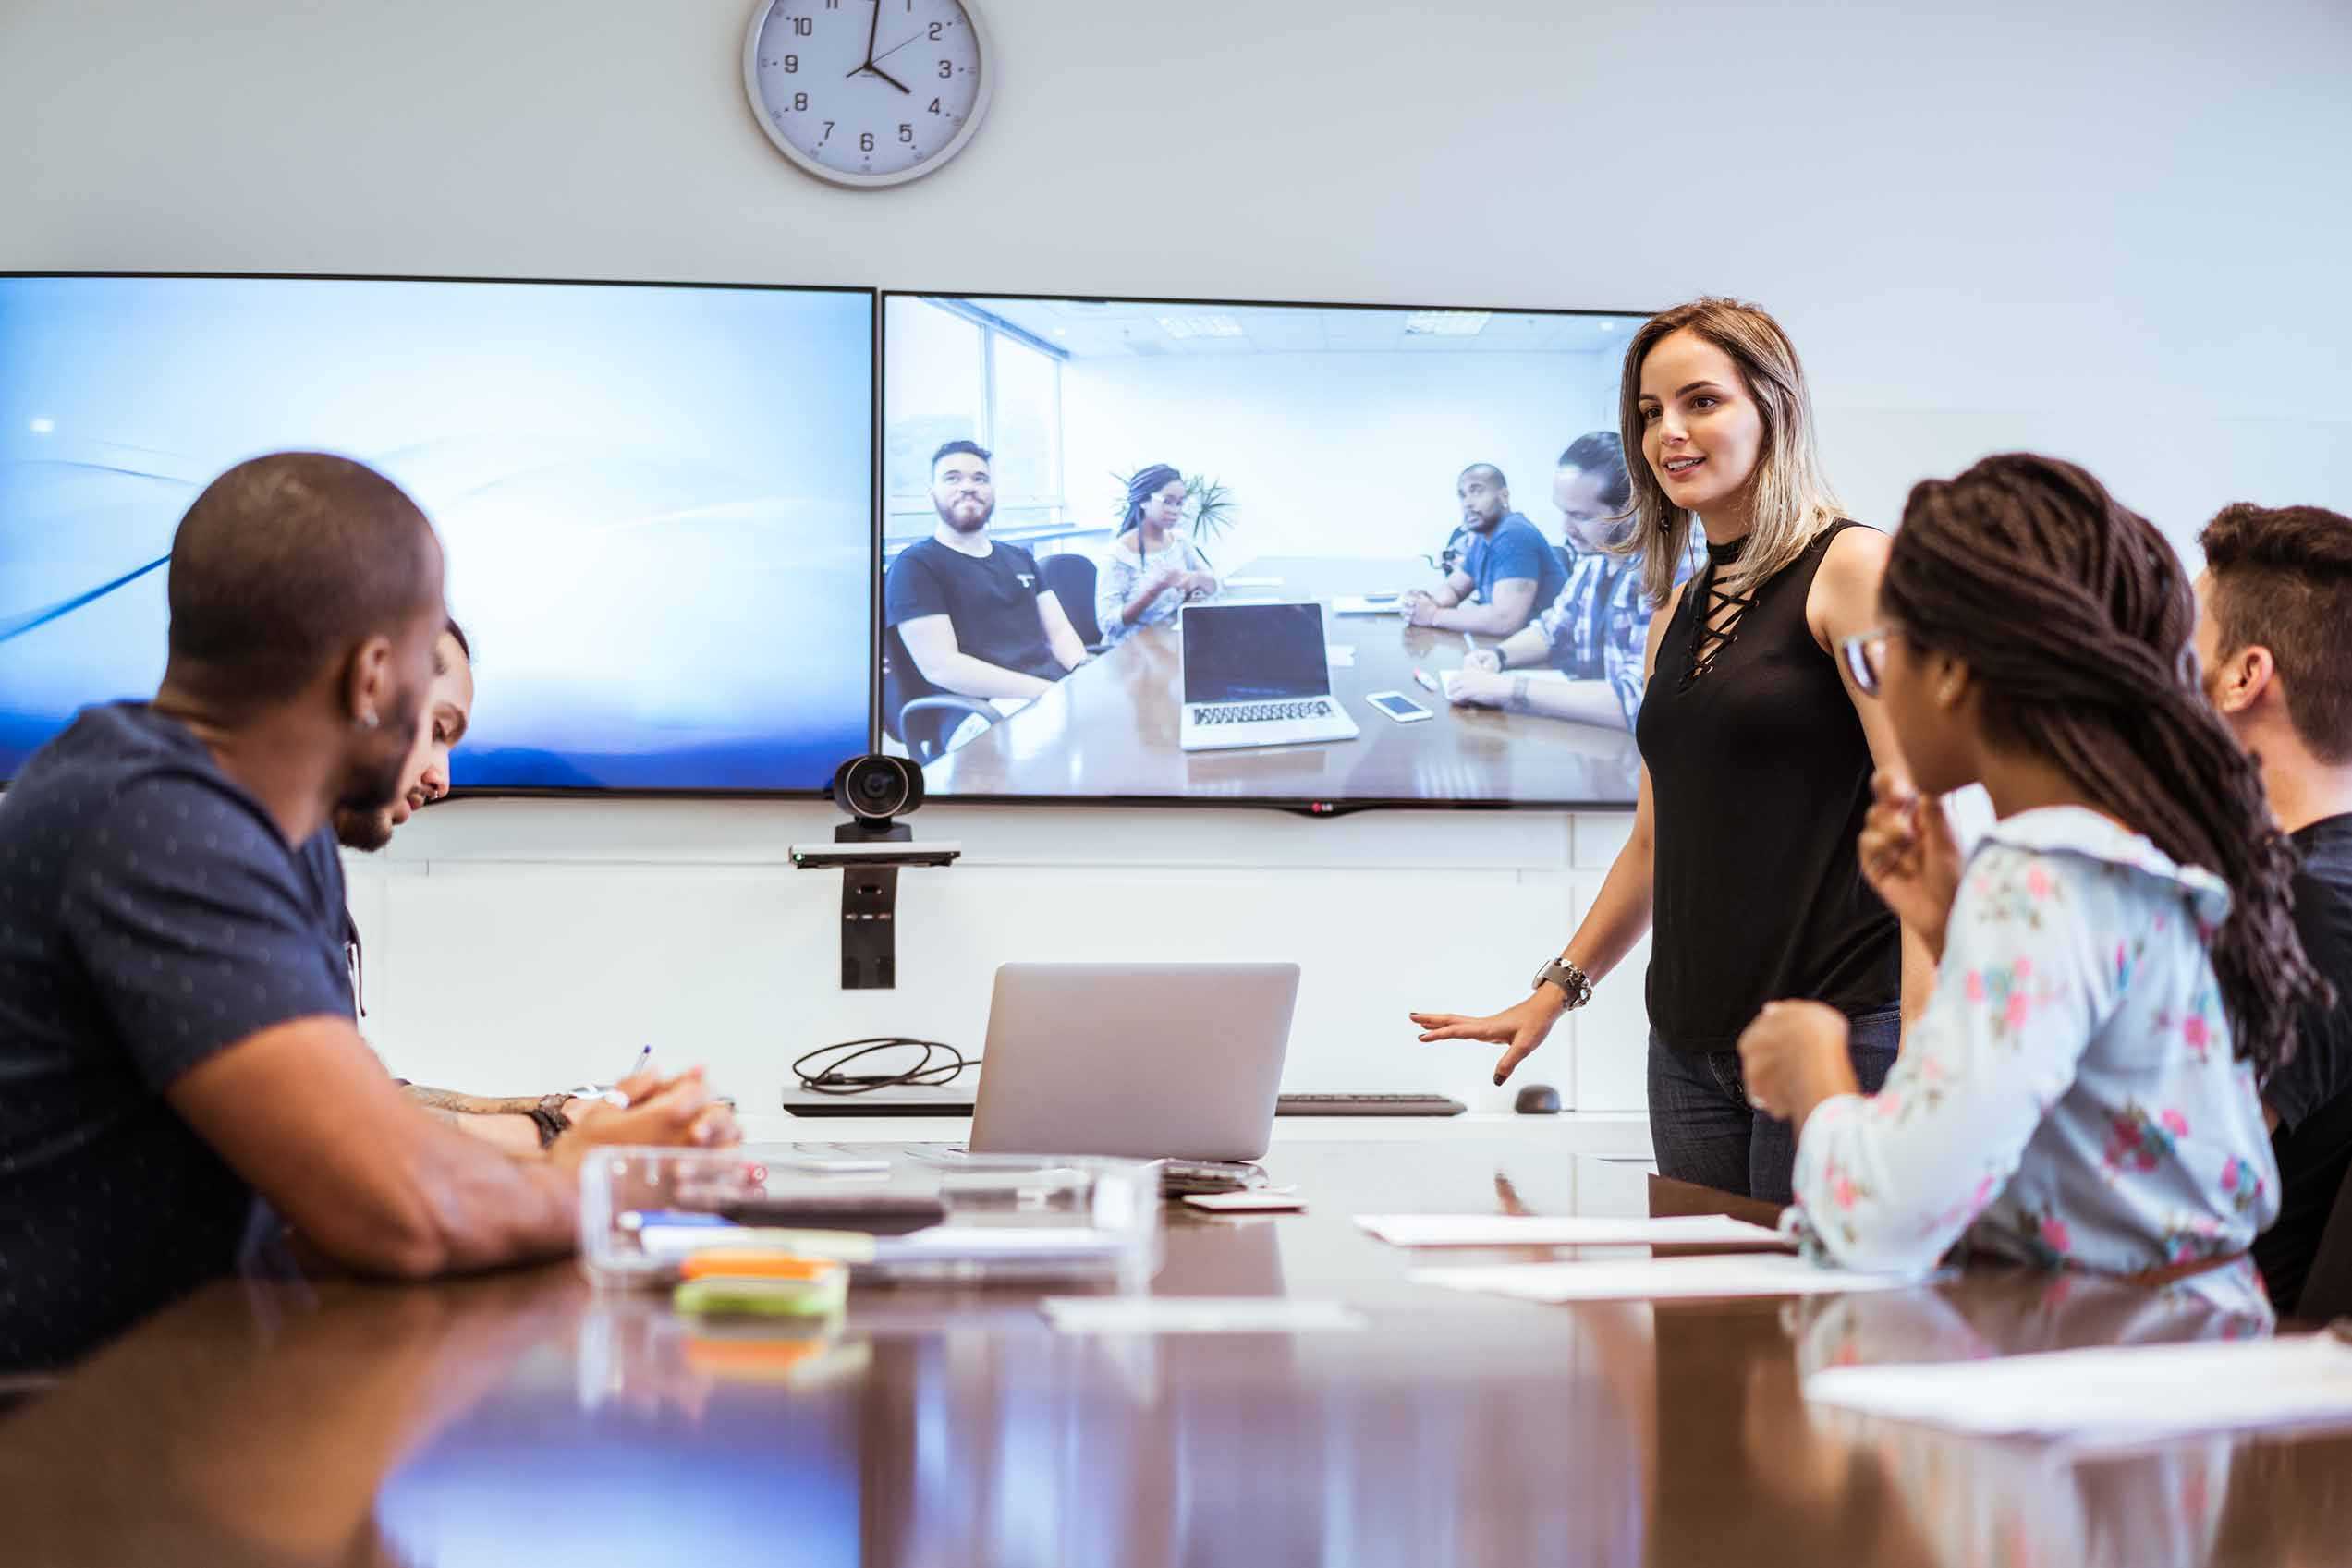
<box><xmin>1359</xmin><ymin>1213</ymin><xmax>1789</xmax><ymax>1249</ymax></box>
<box><xmin>1333</xmin><ymin>594</ymin><xmax>1405</xmax><ymax>615</ymax></box>
<box><xmin>1409</xmin><ymin>1253</ymin><xmax>1921</xmax><ymax>1303</ymax></box>
<box><xmin>1041</xmin><ymin>1297</ymin><xmax>1367</xmax><ymax>1334</ymax></box>
<box><xmin>1223</xmin><ymin>576</ymin><xmax>1283</xmax><ymax>589</ymax></box>
<box><xmin>1803</xmin><ymin>1329</ymin><xmax>2352</xmax><ymax>1448</ymax></box>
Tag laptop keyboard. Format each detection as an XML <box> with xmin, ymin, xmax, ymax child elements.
<box><xmin>1193</xmin><ymin>699</ymin><xmax>1333</xmax><ymax>725</ymax></box>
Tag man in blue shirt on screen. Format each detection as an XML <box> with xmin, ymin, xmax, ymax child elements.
<box><xmin>1400</xmin><ymin>464</ymin><xmax>1565</xmax><ymax>638</ymax></box>
<box><xmin>884</xmin><ymin>441</ymin><xmax>1090</xmax><ymax>751</ymax></box>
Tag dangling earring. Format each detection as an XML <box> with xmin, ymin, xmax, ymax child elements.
<box><xmin>356</xmin><ymin>711</ymin><xmax>380</xmax><ymax>731</ymax></box>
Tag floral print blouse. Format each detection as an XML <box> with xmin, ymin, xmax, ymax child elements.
<box><xmin>1094</xmin><ymin>533</ymin><xmax>1215</xmax><ymax>648</ymax></box>
<box><xmin>1791</xmin><ymin>807</ymin><xmax>2280</xmax><ymax>1280</ymax></box>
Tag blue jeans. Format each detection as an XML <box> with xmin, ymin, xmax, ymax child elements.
<box><xmin>1646</xmin><ymin>1006</ymin><xmax>1901</xmax><ymax>1205</ymax></box>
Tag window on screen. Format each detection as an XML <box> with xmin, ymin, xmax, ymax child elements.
<box><xmin>884</xmin><ymin>300</ymin><xmax>1067</xmax><ymax>545</ymax></box>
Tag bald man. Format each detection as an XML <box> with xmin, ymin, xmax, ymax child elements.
<box><xmin>0</xmin><ymin>453</ymin><xmax>732</xmax><ymax>1373</ymax></box>
<box><xmin>1400</xmin><ymin>463</ymin><xmax>1566</xmax><ymax>638</ymax></box>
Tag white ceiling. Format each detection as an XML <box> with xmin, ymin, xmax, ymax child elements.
<box><xmin>944</xmin><ymin>297</ymin><xmax>1635</xmax><ymax>359</ymax></box>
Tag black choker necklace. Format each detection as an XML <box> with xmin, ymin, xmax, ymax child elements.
<box><xmin>1703</xmin><ymin>533</ymin><xmax>1749</xmax><ymax>565</ymax></box>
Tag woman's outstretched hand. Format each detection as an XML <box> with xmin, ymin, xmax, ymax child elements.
<box><xmin>1412</xmin><ymin>990</ymin><xmax>1567</xmax><ymax>1086</ymax></box>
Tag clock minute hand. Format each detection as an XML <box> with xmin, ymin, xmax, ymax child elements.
<box><xmin>864</xmin><ymin>0</ymin><xmax>881</xmax><ymax>67</ymax></box>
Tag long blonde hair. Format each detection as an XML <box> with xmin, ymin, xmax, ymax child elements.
<box><xmin>1608</xmin><ymin>297</ymin><xmax>1846</xmax><ymax>605</ymax></box>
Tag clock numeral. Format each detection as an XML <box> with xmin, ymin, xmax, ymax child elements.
<box><xmin>928</xmin><ymin>21</ymin><xmax>943</xmax><ymax>39</ymax></box>
<box><xmin>859</xmin><ymin>131</ymin><xmax>876</xmax><ymax>152</ymax></box>
<box><xmin>793</xmin><ymin>91</ymin><xmax>809</xmax><ymax>112</ymax></box>
<box><xmin>820</xmin><ymin>120</ymin><xmax>834</xmax><ymax>144</ymax></box>
<box><xmin>826</xmin><ymin>0</ymin><xmax>841</xmax><ymax>8</ymax></box>
<box><xmin>782</xmin><ymin>54</ymin><xmax>798</xmax><ymax>73</ymax></box>
<box><xmin>928</xmin><ymin>97</ymin><xmax>942</xmax><ymax>115</ymax></box>
<box><xmin>938</xmin><ymin>58</ymin><xmax>953</xmax><ymax>79</ymax></box>
<box><xmin>791</xmin><ymin>16</ymin><xmax>812</xmax><ymax>35</ymax></box>
<box><xmin>898</xmin><ymin>123</ymin><xmax>914</xmax><ymax>142</ymax></box>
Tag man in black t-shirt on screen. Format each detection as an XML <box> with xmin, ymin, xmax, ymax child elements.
<box><xmin>884</xmin><ymin>440</ymin><xmax>1089</xmax><ymax>749</ymax></box>
<box><xmin>2195</xmin><ymin>501</ymin><xmax>2352</xmax><ymax>1316</ymax></box>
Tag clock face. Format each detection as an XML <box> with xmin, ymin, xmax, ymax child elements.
<box><xmin>744</xmin><ymin>0</ymin><xmax>991</xmax><ymax>188</ymax></box>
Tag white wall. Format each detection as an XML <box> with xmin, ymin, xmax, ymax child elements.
<box><xmin>6</xmin><ymin>0</ymin><xmax>2348</xmax><ymax>1116</ymax></box>
<box><xmin>1062</xmin><ymin>350</ymin><xmax>1621</xmax><ymax>565</ymax></box>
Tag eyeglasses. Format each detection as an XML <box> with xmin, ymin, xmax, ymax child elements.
<box><xmin>1838</xmin><ymin>627</ymin><xmax>1891</xmax><ymax>697</ymax></box>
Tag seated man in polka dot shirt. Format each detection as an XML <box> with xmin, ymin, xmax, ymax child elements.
<box><xmin>0</xmin><ymin>453</ymin><xmax>736</xmax><ymax>1375</ymax></box>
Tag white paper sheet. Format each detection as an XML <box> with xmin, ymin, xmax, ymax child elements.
<box><xmin>1041</xmin><ymin>1296</ymin><xmax>1367</xmax><ymax>1334</ymax></box>
<box><xmin>1223</xmin><ymin>575</ymin><xmax>1284</xmax><ymax>588</ymax></box>
<box><xmin>1359</xmin><ymin>1213</ymin><xmax>1790</xmax><ymax>1248</ymax></box>
<box><xmin>1332</xmin><ymin>594</ymin><xmax>1404</xmax><ymax>614</ymax></box>
<box><xmin>1409</xmin><ymin>1253</ymin><xmax>1921</xmax><ymax>1303</ymax></box>
<box><xmin>1803</xmin><ymin>1330</ymin><xmax>2352</xmax><ymax>1448</ymax></box>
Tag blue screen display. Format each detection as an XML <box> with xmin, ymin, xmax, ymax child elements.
<box><xmin>0</xmin><ymin>274</ymin><xmax>873</xmax><ymax>790</ymax></box>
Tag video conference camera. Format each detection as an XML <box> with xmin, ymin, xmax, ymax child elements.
<box><xmin>791</xmin><ymin>755</ymin><xmax>961</xmax><ymax>989</ymax></box>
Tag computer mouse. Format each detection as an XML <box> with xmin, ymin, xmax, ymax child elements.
<box><xmin>1513</xmin><ymin>1083</ymin><xmax>1561</xmax><ymax>1115</ymax></box>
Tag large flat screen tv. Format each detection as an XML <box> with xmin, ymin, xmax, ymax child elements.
<box><xmin>880</xmin><ymin>291</ymin><xmax>1655</xmax><ymax>809</ymax></box>
<box><xmin>0</xmin><ymin>273</ymin><xmax>874</xmax><ymax>792</ymax></box>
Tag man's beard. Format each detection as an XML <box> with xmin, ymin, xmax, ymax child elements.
<box><xmin>334</xmin><ymin>803</ymin><xmax>396</xmax><ymax>853</ymax></box>
<box><xmin>935</xmin><ymin>495</ymin><xmax>993</xmax><ymax>534</ymax></box>
<box><xmin>334</xmin><ymin>689</ymin><xmax>424</xmax><ymax>847</ymax></box>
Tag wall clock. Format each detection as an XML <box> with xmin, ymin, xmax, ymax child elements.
<box><xmin>743</xmin><ymin>0</ymin><xmax>993</xmax><ymax>188</ymax></box>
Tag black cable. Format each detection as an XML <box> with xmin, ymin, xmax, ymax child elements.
<box><xmin>791</xmin><ymin>1037</ymin><xmax>976</xmax><ymax>1096</ymax></box>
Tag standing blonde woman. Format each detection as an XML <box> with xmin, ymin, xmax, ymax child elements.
<box><xmin>1413</xmin><ymin>298</ymin><xmax>1928</xmax><ymax>1203</ymax></box>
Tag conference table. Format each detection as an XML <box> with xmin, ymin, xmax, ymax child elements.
<box><xmin>3</xmin><ymin>1137</ymin><xmax>2342</xmax><ymax>1567</ymax></box>
<box><xmin>922</xmin><ymin>556</ymin><xmax>1646</xmax><ymax>805</ymax></box>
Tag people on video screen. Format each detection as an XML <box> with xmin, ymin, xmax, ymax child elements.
<box><xmin>1398</xmin><ymin>464</ymin><xmax>1566</xmax><ymax>638</ymax></box>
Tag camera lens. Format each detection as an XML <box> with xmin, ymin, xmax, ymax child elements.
<box><xmin>834</xmin><ymin>755</ymin><xmax>917</xmax><ymax>821</ymax></box>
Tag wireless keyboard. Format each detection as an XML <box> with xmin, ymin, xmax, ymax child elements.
<box><xmin>1275</xmin><ymin>1093</ymin><xmax>1466</xmax><ymax>1117</ymax></box>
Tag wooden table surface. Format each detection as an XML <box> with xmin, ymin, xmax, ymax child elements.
<box><xmin>923</xmin><ymin>556</ymin><xmax>1645</xmax><ymax>806</ymax></box>
<box><xmin>1</xmin><ymin>1140</ymin><xmax>2343</xmax><ymax>1567</ymax></box>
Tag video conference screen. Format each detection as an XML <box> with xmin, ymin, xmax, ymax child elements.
<box><xmin>881</xmin><ymin>292</ymin><xmax>1653</xmax><ymax>807</ymax></box>
<box><xmin>0</xmin><ymin>273</ymin><xmax>873</xmax><ymax>791</ymax></box>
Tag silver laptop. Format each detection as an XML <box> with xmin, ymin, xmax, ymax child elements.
<box><xmin>969</xmin><ymin>962</ymin><xmax>1300</xmax><ymax>1161</ymax></box>
<box><xmin>1177</xmin><ymin>602</ymin><xmax>1361</xmax><ymax>751</ymax></box>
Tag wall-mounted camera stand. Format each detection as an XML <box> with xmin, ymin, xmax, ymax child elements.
<box><xmin>789</xmin><ymin>756</ymin><xmax>961</xmax><ymax>990</ymax></box>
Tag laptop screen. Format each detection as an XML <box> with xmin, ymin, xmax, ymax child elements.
<box><xmin>1182</xmin><ymin>603</ymin><xmax>1330</xmax><ymax>704</ymax></box>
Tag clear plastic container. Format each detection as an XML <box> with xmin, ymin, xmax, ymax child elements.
<box><xmin>579</xmin><ymin>1147</ymin><xmax>1163</xmax><ymax>1291</ymax></box>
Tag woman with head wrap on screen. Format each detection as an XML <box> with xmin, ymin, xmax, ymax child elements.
<box><xmin>1094</xmin><ymin>463</ymin><xmax>1220</xmax><ymax>649</ymax></box>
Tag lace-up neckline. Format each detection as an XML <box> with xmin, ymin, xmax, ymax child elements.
<box><xmin>1681</xmin><ymin>533</ymin><xmax>1755</xmax><ymax>689</ymax></box>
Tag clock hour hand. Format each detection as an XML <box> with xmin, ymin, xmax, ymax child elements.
<box><xmin>864</xmin><ymin>62</ymin><xmax>913</xmax><ymax>94</ymax></box>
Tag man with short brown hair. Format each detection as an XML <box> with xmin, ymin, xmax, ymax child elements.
<box><xmin>2196</xmin><ymin>501</ymin><xmax>2352</xmax><ymax>1314</ymax></box>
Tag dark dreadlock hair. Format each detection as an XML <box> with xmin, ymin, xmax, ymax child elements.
<box><xmin>1882</xmin><ymin>453</ymin><xmax>2326</xmax><ymax>1079</ymax></box>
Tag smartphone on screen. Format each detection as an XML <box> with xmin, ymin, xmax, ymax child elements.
<box><xmin>1365</xmin><ymin>691</ymin><xmax>1434</xmax><ymax>723</ymax></box>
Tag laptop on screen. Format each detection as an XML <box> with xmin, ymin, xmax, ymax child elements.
<box><xmin>1177</xmin><ymin>602</ymin><xmax>1361</xmax><ymax>752</ymax></box>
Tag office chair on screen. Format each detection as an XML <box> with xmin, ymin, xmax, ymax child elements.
<box><xmin>2297</xmin><ymin>1152</ymin><xmax>2352</xmax><ymax>1322</ymax></box>
<box><xmin>1040</xmin><ymin>553</ymin><xmax>1107</xmax><ymax>653</ymax></box>
<box><xmin>881</xmin><ymin>625</ymin><xmax>1001</xmax><ymax>764</ymax></box>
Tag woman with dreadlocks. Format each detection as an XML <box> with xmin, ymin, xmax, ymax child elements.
<box><xmin>1095</xmin><ymin>463</ymin><xmax>1219</xmax><ymax>649</ymax></box>
<box><xmin>1739</xmin><ymin>453</ymin><xmax>2323</xmax><ymax>1280</ymax></box>
<box><xmin>1415</xmin><ymin>298</ymin><xmax>1930</xmax><ymax>1204</ymax></box>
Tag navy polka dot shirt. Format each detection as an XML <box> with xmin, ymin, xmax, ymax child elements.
<box><xmin>0</xmin><ymin>702</ymin><xmax>352</xmax><ymax>1372</ymax></box>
